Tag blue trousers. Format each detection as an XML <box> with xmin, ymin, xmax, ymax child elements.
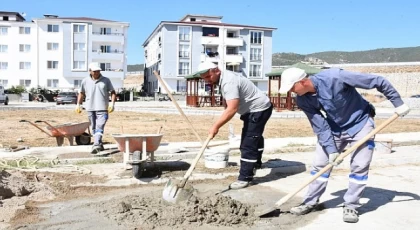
<box><xmin>87</xmin><ymin>111</ymin><xmax>109</xmax><ymax>146</ymax></box>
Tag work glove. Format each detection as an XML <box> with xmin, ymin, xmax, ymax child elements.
<box><xmin>75</xmin><ymin>104</ymin><xmax>82</xmax><ymax>114</ymax></box>
<box><xmin>108</xmin><ymin>104</ymin><xmax>114</xmax><ymax>113</ymax></box>
<box><xmin>395</xmin><ymin>104</ymin><xmax>410</xmax><ymax>117</ymax></box>
<box><xmin>329</xmin><ymin>152</ymin><xmax>342</xmax><ymax>166</ymax></box>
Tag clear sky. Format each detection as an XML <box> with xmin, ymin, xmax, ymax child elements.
<box><xmin>2</xmin><ymin>0</ymin><xmax>419</xmax><ymax>64</ymax></box>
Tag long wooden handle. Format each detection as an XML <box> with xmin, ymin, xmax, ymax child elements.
<box><xmin>179</xmin><ymin>136</ymin><xmax>212</xmax><ymax>188</ymax></box>
<box><xmin>275</xmin><ymin>113</ymin><xmax>399</xmax><ymax>207</ymax></box>
<box><xmin>153</xmin><ymin>70</ymin><xmax>204</xmax><ymax>144</ymax></box>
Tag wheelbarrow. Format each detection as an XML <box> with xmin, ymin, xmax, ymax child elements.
<box><xmin>20</xmin><ymin>120</ymin><xmax>91</xmax><ymax>147</ymax></box>
<box><xmin>111</xmin><ymin>133</ymin><xmax>163</xmax><ymax>179</ymax></box>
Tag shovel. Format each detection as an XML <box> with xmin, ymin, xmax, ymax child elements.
<box><xmin>162</xmin><ymin>135</ymin><xmax>213</xmax><ymax>204</ymax></box>
<box><xmin>257</xmin><ymin>113</ymin><xmax>399</xmax><ymax>217</ymax></box>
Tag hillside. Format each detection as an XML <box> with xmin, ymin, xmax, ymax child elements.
<box><xmin>273</xmin><ymin>46</ymin><xmax>420</xmax><ymax>66</ymax></box>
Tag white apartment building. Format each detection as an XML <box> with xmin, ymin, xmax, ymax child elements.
<box><xmin>0</xmin><ymin>11</ymin><xmax>129</xmax><ymax>91</ymax></box>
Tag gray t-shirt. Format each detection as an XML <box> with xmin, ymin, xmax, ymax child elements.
<box><xmin>80</xmin><ymin>75</ymin><xmax>115</xmax><ymax>111</ymax></box>
<box><xmin>220</xmin><ymin>70</ymin><xmax>271</xmax><ymax>115</ymax></box>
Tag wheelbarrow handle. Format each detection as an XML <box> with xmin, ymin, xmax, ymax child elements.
<box><xmin>19</xmin><ymin>120</ymin><xmax>28</xmax><ymax>122</ymax></box>
<box><xmin>19</xmin><ymin>120</ymin><xmax>52</xmax><ymax>137</ymax></box>
<box><xmin>34</xmin><ymin>120</ymin><xmax>43</xmax><ymax>123</ymax></box>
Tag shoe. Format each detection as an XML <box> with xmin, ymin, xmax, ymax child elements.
<box><xmin>91</xmin><ymin>145</ymin><xmax>102</xmax><ymax>154</ymax></box>
<box><xmin>290</xmin><ymin>203</ymin><xmax>317</xmax><ymax>215</ymax></box>
<box><xmin>229</xmin><ymin>180</ymin><xmax>250</xmax><ymax>190</ymax></box>
<box><xmin>343</xmin><ymin>206</ymin><xmax>359</xmax><ymax>223</ymax></box>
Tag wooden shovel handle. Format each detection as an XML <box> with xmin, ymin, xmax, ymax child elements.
<box><xmin>153</xmin><ymin>70</ymin><xmax>204</xmax><ymax>145</ymax></box>
<box><xmin>275</xmin><ymin>113</ymin><xmax>399</xmax><ymax>207</ymax></box>
<box><xmin>178</xmin><ymin>135</ymin><xmax>213</xmax><ymax>188</ymax></box>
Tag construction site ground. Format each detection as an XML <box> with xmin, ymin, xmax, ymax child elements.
<box><xmin>0</xmin><ymin>101</ymin><xmax>419</xmax><ymax>229</ymax></box>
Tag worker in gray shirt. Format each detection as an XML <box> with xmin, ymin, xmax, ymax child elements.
<box><xmin>193</xmin><ymin>60</ymin><xmax>273</xmax><ymax>190</ymax></box>
<box><xmin>76</xmin><ymin>62</ymin><xmax>117</xmax><ymax>153</ymax></box>
<box><xmin>278</xmin><ymin>67</ymin><xmax>410</xmax><ymax>223</ymax></box>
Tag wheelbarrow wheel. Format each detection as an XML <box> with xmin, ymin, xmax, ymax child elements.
<box><xmin>132</xmin><ymin>151</ymin><xmax>145</xmax><ymax>179</ymax></box>
<box><xmin>75</xmin><ymin>132</ymin><xmax>91</xmax><ymax>145</ymax></box>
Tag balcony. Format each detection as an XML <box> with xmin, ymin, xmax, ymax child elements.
<box><xmin>91</xmin><ymin>49</ymin><xmax>124</xmax><ymax>60</ymax></box>
<box><xmin>201</xmin><ymin>35</ymin><xmax>220</xmax><ymax>45</ymax></box>
<box><xmin>92</xmin><ymin>32</ymin><xmax>125</xmax><ymax>43</ymax></box>
<box><xmin>225</xmin><ymin>54</ymin><xmax>243</xmax><ymax>64</ymax></box>
<box><xmin>101</xmin><ymin>69</ymin><xmax>125</xmax><ymax>79</ymax></box>
<box><xmin>225</xmin><ymin>37</ymin><xmax>244</xmax><ymax>46</ymax></box>
<box><xmin>200</xmin><ymin>53</ymin><xmax>219</xmax><ymax>63</ymax></box>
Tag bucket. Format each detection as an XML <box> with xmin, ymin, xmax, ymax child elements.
<box><xmin>374</xmin><ymin>138</ymin><xmax>393</xmax><ymax>154</ymax></box>
<box><xmin>204</xmin><ymin>147</ymin><xmax>230</xmax><ymax>169</ymax></box>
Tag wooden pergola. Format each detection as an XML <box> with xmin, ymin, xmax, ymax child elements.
<box><xmin>184</xmin><ymin>74</ymin><xmax>223</xmax><ymax>107</ymax></box>
<box><xmin>266</xmin><ymin>62</ymin><xmax>322</xmax><ymax>111</ymax></box>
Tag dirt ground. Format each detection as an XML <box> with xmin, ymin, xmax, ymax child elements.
<box><xmin>1</xmin><ymin>110</ymin><xmax>420</xmax><ymax>148</ymax></box>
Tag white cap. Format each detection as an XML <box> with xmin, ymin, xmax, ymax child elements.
<box><xmin>278</xmin><ymin>67</ymin><xmax>306</xmax><ymax>94</ymax></box>
<box><xmin>89</xmin><ymin>62</ymin><xmax>101</xmax><ymax>72</ymax></box>
<box><xmin>194</xmin><ymin>61</ymin><xmax>218</xmax><ymax>76</ymax></box>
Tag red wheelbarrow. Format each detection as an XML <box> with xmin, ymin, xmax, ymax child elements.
<box><xmin>112</xmin><ymin>133</ymin><xmax>163</xmax><ymax>179</ymax></box>
<box><xmin>20</xmin><ymin>120</ymin><xmax>91</xmax><ymax>146</ymax></box>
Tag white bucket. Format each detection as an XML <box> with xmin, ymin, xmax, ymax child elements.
<box><xmin>204</xmin><ymin>147</ymin><xmax>230</xmax><ymax>169</ymax></box>
<box><xmin>374</xmin><ymin>138</ymin><xmax>393</xmax><ymax>154</ymax></box>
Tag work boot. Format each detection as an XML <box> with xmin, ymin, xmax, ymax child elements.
<box><xmin>91</xmin><ymin>145</ymin><xmax>102</xmax><ymax>154</ymax></box>
<box><xmin>229</xmin><ymin>180</ymin><xmax>250</xmax><ymax>190</ymax></box>
<box><xmin>343</xmin><ymin>206</ymin><xmax>359</xmax><ymax>223</ymax></box>
<box><xmin>290</xmin><ymin>203</ymin><xmax>318</xmax><ymax>215</ymax></box>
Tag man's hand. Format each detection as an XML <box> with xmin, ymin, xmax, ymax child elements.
<box><xmin>75</xmin><ymin>104</ymin><xmax>82</xmax><ymax>114</ymax></box>
<box><xmin>395</xmin><ymin>104</ymin><xmax>410</xmax><ymax>117</ymax></box>
<box><xmin>208</xmin><ymin>125</ymin><xmax>219</xmax><ymax>139</ymax></box>
<box><xmin>108</xmin><ymin>104</ymin><xmax>114</xmax><ymax>113</ymax></box>
<box><xmin>329</xmin><ymin>152</ymin><xmax>342</xmax><ymax>166</ymax></box>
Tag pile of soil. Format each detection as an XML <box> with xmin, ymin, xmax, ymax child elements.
<box><xmin>94</xmin><ymin>193</ymin><xmax>257</xmax><ymax>229</ymax></box>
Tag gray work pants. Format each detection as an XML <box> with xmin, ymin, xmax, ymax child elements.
<box><xmin>87</xmin><ymin>111</ymin><xmax>109</xmax><ymax>146</ymax></box>
<box><xmin>303</xmin><ymin>118</ymin><xmax>375</xmax><ymax>209</ymax></box>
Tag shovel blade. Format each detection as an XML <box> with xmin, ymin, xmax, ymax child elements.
<box><xmin>162</xmin><ymin>178</ymin><xmax>194</xmax><ymax>204</ymax></box>
<box><xmin>255</xmin><ymin>206</ymin><xmax>279</xmax><ymax>217</ymax></box>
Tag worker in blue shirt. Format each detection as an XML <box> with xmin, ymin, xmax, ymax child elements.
<box><xmin>278</xmin><ymin>67</ymin><xmax>410</xmax><ymax>223</ymax></box>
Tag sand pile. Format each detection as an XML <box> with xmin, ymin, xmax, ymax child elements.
<box><xmin>95</xmin><ymin>193</ymin><xmax>257</xmax><ymax>229</ymax></box>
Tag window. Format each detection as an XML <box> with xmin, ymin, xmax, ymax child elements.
<box><xmin>74</xmin><ymin>43</ymin><xmax>86</xmax><ymax>51</ymax></box>
<box><xmin>100</xmin><ymin>27</ymin><xmax>111</xmax><ymax>35</ymax></box>
<box><xmin>73</xmin><ymin>61</ymin><xmax>86</xmax><ymax>70</ymax></box>
<box><xmin>47</xmin><ymin>24</ymin><xmax>59</xmax><ymax>32</ymax></box>
<box><xmin>100</xmin><ymin>63</ymin><xmax>111</xmax><ymax>71</ymax></box>
<box><xmin>47</xmin><ymin>61</ymin><xmax>59</xmax><ymax>69</ymax></box>
<box><xmin>100</xmin><ymin>45</ymin><xmax>111</xmax><ymax>53</ymax></box>
<box><xmin>226</xmin><ymin>64</ymin><xmax>239</xmax><ymax>72</ymax></box>
<box><xmin>47</xmin><ymin>79</ymin><xmax>59</xmax><ymax>87</ymax></box>
<box><xmin>0</xmin><ymin>27</ymin><xmax>7</xmax><ymax>35</ymax></box>
<box><xmin>74</xmin><ymin>79</ymin><xmax>82</xmax><ymax>88</ymax></box>
<box><xmin>226</xmin><ymin>47</ymin><xmax>238</xmax><ymax>55</ymax></box>
<box><xmin>0</xmin><ymin>62</ymin><xmax>7</xmax><ymax>70</ymax></box>
<box><xmin>19</xmin><ymin>27</ymin><xmax>31</xmax><ymax>34</ymax></box>
<box><xmin>47</xmin><ymin>42</ymin><xmax>59</xmax><ymax>50</ymax></box>
<box><xmin>19</xmin><ymin>79</ymin><xmax>31</xmax><ymax>87</ymax></box>
<box><xmin>179</xmin><ymin>44</ymin><xmax>190</xmax><ymax>58</ymax></box>
<box><xmin>19</xmin><ymin>44</ymin><xmax>31</xmax><ymax>52</ymax></box>
<box><xmin>178</xmin><ymin>62</ymin><xmax>190</xmax><ymax>75</ymax></box>
<box><xmin>73</xmin><ymin>24</ymin><xmax>85</xmax><ymax>33</ymax></box>
<box><xmin>250</xmin><ymin>31</ymin><xmax>263</xmax><ymax>44</ymax></box>
<box><xmin>178</xmin><ymin>26</ymin><xmax>191</xmax><ymax>41</ymax></box>
<box><xmin>19</xmin><ymin>62</ymin><xmax>31</xmax><ymax>69</ymax></box>
<box><xmin>202</xmin><ymin>27</ymin><xmax>219</xmax><ymax>37</ymax></box>
<box><xmin>0</xmin><ymin>79</ymin><xmax>8</xmax><ymax>88</ymax></box>
<box><xmin>250</xmin><ymin>48</ymin><xmax>262</xmax><ymax>61</ymax></box>
<box><xmin>249</xmin><ymin>64</ymin><xmax>261</xmax><ymax>77</ymax></box>
<box><xmin>0</xmin><ymin>45</ymin><xmax>7</xmax><ymax>53</ymax></box>
<box><xmin>177</xmin><ymin>80</ymin><xmax>186</xmax><ymax>92</ymax></box>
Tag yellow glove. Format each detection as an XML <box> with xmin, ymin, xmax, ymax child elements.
<box><xmin>75</xmin><ymin>104</ymin><xmax>82</xmax><ymax>114</ymax></box>
<box><xmin>108</xmin><ymin>105</ymin><xmax>114</xmax><ymax>113</ymax></box>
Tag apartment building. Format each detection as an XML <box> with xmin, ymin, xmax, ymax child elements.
<box><xmin>0</xmin><ymin>11</ymin><xmax>129</xmax><ymax>90</ymax></box>
<box><xmin>142</xmin><ymin>14</ymin><xmax>276</xmax><ymax>94</ymax></box>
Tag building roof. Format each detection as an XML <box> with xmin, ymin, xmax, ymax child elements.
<box><xmin>0</xmin><ymin>11</ymin><xmax>26</xmax><ymax>21</ymax></box>
<box><xmin>143</xmin><ymin>20</ymin><xmax>277</xmax><ymax>46</ymax></box>
<box><xmin>33</xmin><ymin>16</ymin><xmax>129</xmax><ymax>25</ymax></box>
<box><xmin>179</xmin><ymin>14</ymin><xmax>223</xmax><ymax>21</ymax></box>
<box><xmin>266</xmin><ymin>62</ymin><xmax>323</xmax><ymax>76</ymax></box>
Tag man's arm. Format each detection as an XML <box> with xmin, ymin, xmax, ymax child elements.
<box><xmin>209</xmin><ymin>98</ymin><xmax>239</xmax><ymax>138</ymax></box>
<box><xmin>110</xmin><ymin>90</ymin><xmax>116</xmax><ymax>104</ymax></box>
<box><xmin>298</xmin><ymin>97</ymin><xmax>338</xmax><ymax>154</ymax></box>
<box><xmin>77</xmin><ymin>92</ymin><xmax>85</xmax><ymax>105</ymax></box>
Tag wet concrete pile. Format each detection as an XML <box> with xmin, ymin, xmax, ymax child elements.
<box><xmin>95</xmin><ymin>193</ymin><xmax>258</xmax><ymax>229</ymax></box>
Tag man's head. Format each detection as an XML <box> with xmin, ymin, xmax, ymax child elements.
<box><xmin>89</xmin><ymin>62</ymin><xmax>101</xmax><ymax>79</ymax></box>
<box><xmin>194</xmin><ymin>61</ymin><xmax>221</xmax><ymax>84</ymax></box>
<box><xmin>279</xmin><ymin>67</ymin><xmax>312</xmax><ymax>96</ymax></box>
